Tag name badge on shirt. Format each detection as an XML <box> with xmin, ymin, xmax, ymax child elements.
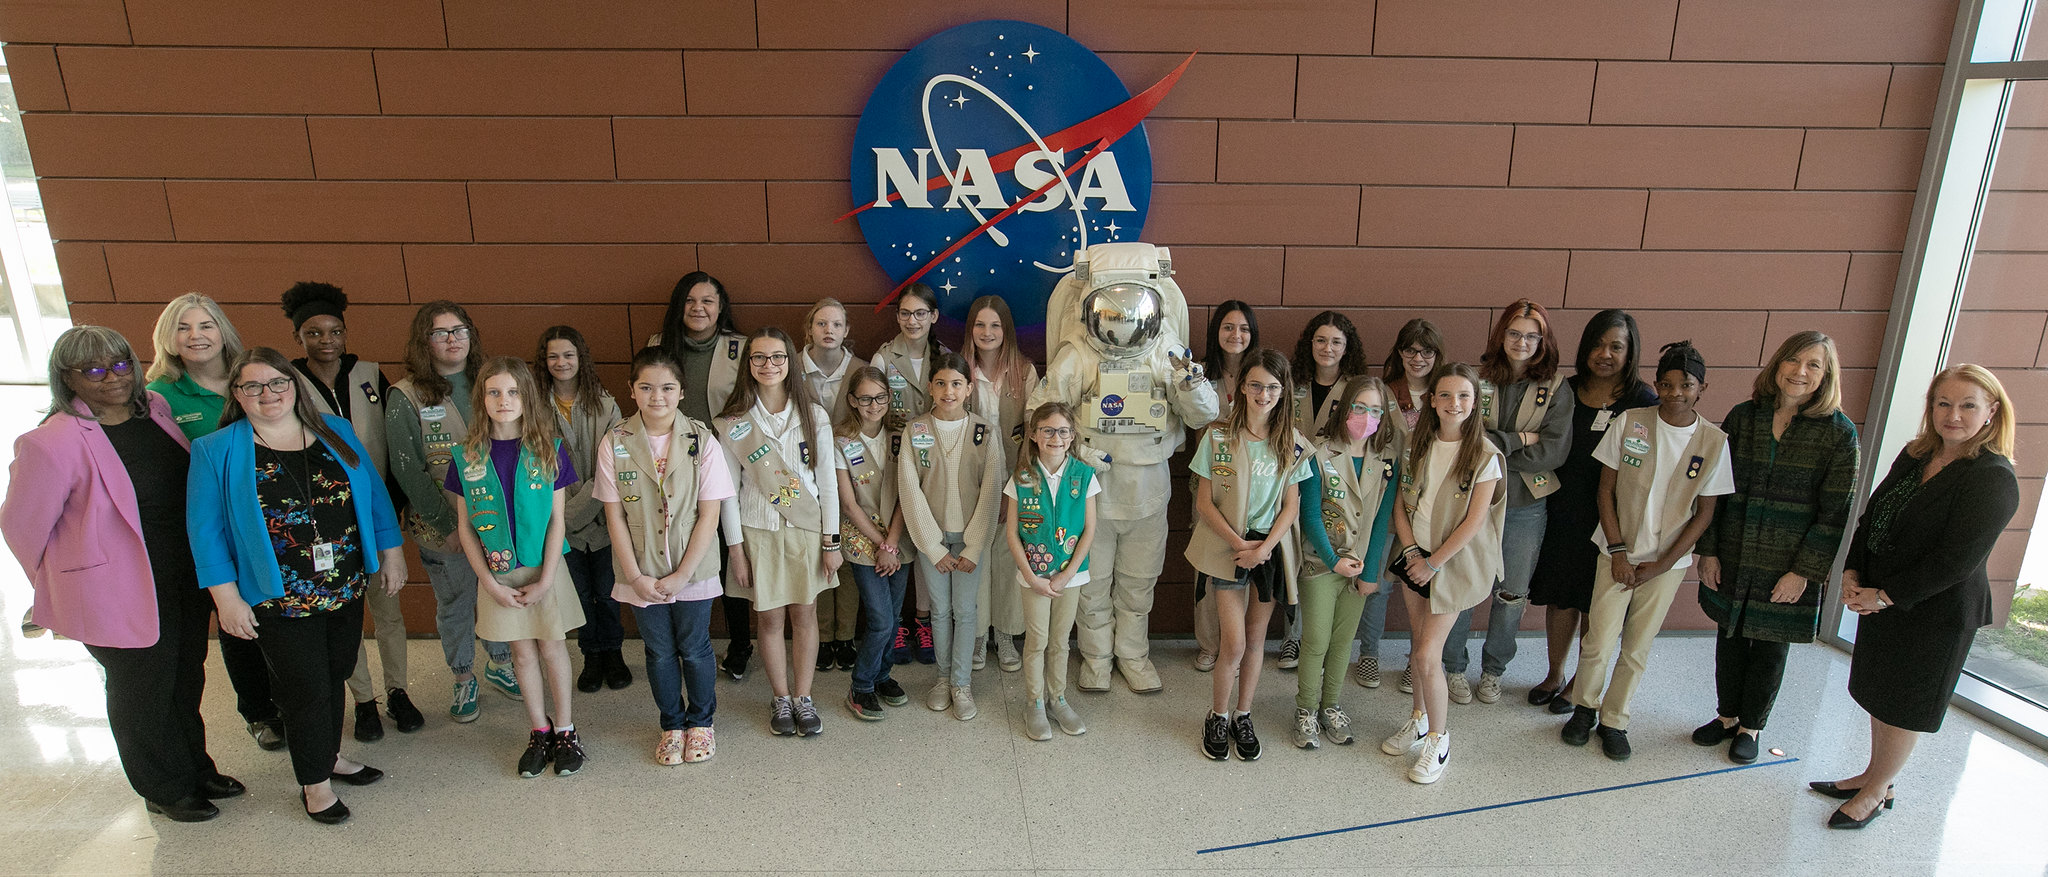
<box><xmin>1591</xmin><ymin>410</ymin><xmax>1613</xmax><ymax>432</ymax></box>
<box><xmin>312</xmin><ymin>542</ymin><xmax>336</xmax><ymax>573</ymax></box>
<box><xmin>419</xmin><ymin>405</ymin><xmax>447</xmax><ymax>421</ymax></box>
<box><xmin>174</xmin><ymin>412</ymin><xmax>203</xmax><ymax>424</ymax></box>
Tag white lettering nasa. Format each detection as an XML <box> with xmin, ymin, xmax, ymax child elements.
<box><xmin>871</xmin><ymin>148</ymin><xmax>1135</xmax><ymax>213</ymax></box>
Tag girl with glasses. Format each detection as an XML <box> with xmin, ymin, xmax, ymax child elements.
<box><xmin>837</xmin><ymin>366</ymin><xmax>914</xmax><ymax>720</ymax></box>
<box><xmin>1002</xmin><ymin>402</ymin><xmax>1099</xmax><ymax>741</ymax></box>
<box><xmin>870</xmin><ymin>283</ymin><xmax>952</xmax><ymax>665</ymax></box>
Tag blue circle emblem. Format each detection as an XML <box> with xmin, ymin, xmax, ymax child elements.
<box><xmin>1100</xmin><ymin>394</ymin><xmax>1125</xmax><ymax>417</ymax></box>
<box><xmin>849</xmin><ymin>20</ymin><xmax>1154</xmax><ymax>336</ymax></box>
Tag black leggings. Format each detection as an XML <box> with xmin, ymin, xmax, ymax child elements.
<box><xmin>85</xmin><ymin>582</ymin><xmax>219</xmax><ymax>804</ymax></box>
<box><xmin>1714</xmin><ymin>634</ymin><xmax>1792</xmax><ymax>730</ymax></box>
<box><xmin>253</xmin><ymin>598</ymin><xmax>363</xmax><ymax>785</ymax></box>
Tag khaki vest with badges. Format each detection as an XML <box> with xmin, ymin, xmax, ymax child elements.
<box><xmin>837</xmin><ymin>431</ymin><xmax>902</xmax><ymax>565</ymax></box>
<box><xmin>393</xmin><ymin>376</ymin><xmax>467</xmax><ymax>552</ymax></box>
<box><xmin>1290</xmin><ymin>380</ymin><xmax>1347</xmax><ymax>437</ymax></box>
<box><xmin>872</xmin><ymin>336</ymin><xmax>938</xmax><ymax>424</ymax></box>
<box><xmin>606</xmin><ymin>414</ymin><xmax>722</xmax><ymax>583</ymax></box>
<box><xmin>1401</xmin><ymin>438</ymin><xmax>1507</xmax><ymax>615</ymax></box>
<box><xmin>1183</xmin><ymin>425</ymin><xmax>1312</xmax><ymax>602</ymax></box>
<box><xmin>713</xmin><ymin>405</ymin><xmax>825</xmax><ymax>533</ymax></box>
<box><xmin>1480</xmin><ymin>375</ymin><xmax>1567</xmax><ymax>500</ymax></box>
<box><xmin>1609</xmin><ymin>408</ymin><xmax>1728</xmax><ymax>558</ymax></box>
<box><xmin>305</xmin><ymin>358</ymin><xmax>389</xmax><ymax>479</ymax></box>
<box><xmin>905</xmin><ymin>412</ymin><xmax>994</xmax><ymax>525</ymax></box>
<box><xmin>1300</xmin><ymin>436</ymin><xmax>1402</xmax><ymax>578</ymax></box>
<box><xmin>967</xmin><ymin>366</ymin><xmax>1037</xmax><ymax>467</ymax></box>
<box><xmin>646</xmin><ymin>331</ymin><xmax>744</xmax><ymax>415</ymax></box>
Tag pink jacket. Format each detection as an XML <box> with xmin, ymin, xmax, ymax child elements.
<box><xmin>1</xmin><ymin>393</ymin><xmax>190</xmax><ymax>648</ymax></box>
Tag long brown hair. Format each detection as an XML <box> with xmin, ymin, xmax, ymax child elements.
<box><xmin>1381</xmin><ymin>318</ymin><xmax>1445</xmax><ymax>412</ymax></box>
<box><xmin>835</xmin><ymin>366</ymin><xmax>890</xmax><ymax>440</ymax></box>
<box><xmin>1318</xmin><ymin>375</ymin><xmax>1400</xmax><ymax>456</ymax></box>
<box><xmin>1479</xmin><ymin>298</ymin><xmax>1560</xmax><ymax>386</ymax></box>
<box><xmin>1752</xmin><ymin>330</ymin><xmax>1843</xmax><ymax>418</ymax></box>
<box><xmin>220</xmin><ymin>347</ymin><xmax>361</xmax><ymax>469</ymax></box>
<box><xmin>1014</xmin><ymin>401</ymin><xmax>1077</xmax><ymax>488</ymax></box>
<box><xmin>534</xmin><ymin>325</ymin><xmax>609</xmax><ymax>419</ymax></box>
<box><xmin>963</xmin><ymin>294</ymin><xmax>1032</xmax><ymax>399</ymax></box>
<box><xmin>1905</xmin><ymin>364</ymin><xmax>2017</xmax><ymax>463</ymax></box>
<box><xmin>1221</xmin><ymin>348</ymin><xmax>1298</xmax><ymax>473</ymax></box>
<box><xmin>402</xmin><ymin>300</ymin><xmax>484</xmax><ymax>407</ymax></box>
<box><xmin>1407</xmin><ymin>362</ymin><xmax>1485</xmax><ymax>490</ymax></box>
<box><xmin>719</xmin><ymin>327</ymin><xmax>822</xmax><ymax>447</ymax></box>
<box><xmin>460</xmin><ymin>357</ymin><xmax>561</xmax><ymax>481</ymax></box>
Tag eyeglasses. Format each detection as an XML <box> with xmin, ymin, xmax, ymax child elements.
<box><xmin>748</xmin><ymin>352</ymin><xmax>790</xmax><ymax>367</ymax></box>
<box><xmin>1399</xmin><ymin>347</ymin><xmax>1436</xmax><ymax>360</ymax></box>
<box><xmin>1243</xmin><ymin>382</ymin><xmax>1285</xmax><ymax>397</ymax></box>
<box><xmin>233</xmin><ymin>377</ymin><xmax>295</xmax><ymax>397</ymax></box>
<box><xmin>1349</xmin><ymin>403</ymin><xmax>1384</xmax><ymax>415</ymax></box>
<box><xmin>851</xmin><ymin>393</ymin><xmax>890</xmax><ymax>407</ymax></box>
<box><xmin>898</xmin><ymin>308</ymin><xmax>935</xmax><ymax>322</ymax></box>
<box><xmin>1503</xmin><ymin>330</ymin><xmax>1542</xmax><ymax>347</ymax></box>
<box><xmin>427</xmin><ymin>326</ymin><xmax>471</xmax><ymax>342</ymax></box>
<box><xmin>70</xmin><ymin>360</ymin><xmax>134</xmax><ymax>382</ymax></box>
<box><xmin>1036</xmin><ymin>427</ymin><xmax>1074</xmax><ymax>439</ymax></box>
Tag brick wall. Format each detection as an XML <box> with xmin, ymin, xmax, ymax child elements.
<box><xmin>7</xmin><ymin>0</ymin><xmax>2029</xmax><ymax>636</ymax></box>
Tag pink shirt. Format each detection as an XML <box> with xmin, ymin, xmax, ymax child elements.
<box><xmin>595</xmin><ymin>432</ymin><xmax>735</xmax><ymax>605</ymax></box>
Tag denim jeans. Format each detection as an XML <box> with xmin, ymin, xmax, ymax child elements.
<box><xmin>919</xmin><ymin>532</ymin><xmax>983</xmax><ymax>689</ymax></box>
<box><xmin>419</xmin><ymin>545</ymin><xmax>510</xmax><ymax>675</ymax></box>
<box><xmin>564</xmin><ymin>546</ymin><xmax>624</xmax><ymax>655</ymax></box>
<box><xmin>634</xmin><ymin>598</ymin><xmax>717</xmax><ymax>731</ymax></box>
<box><xmin>1356</xmin><ymin>587</ymin><xmax>1388</xmax><ymax>661</ymax></box>
<box><xmin>849</xmin><ymin>560</ymin><xmax>909</xmax><ymax>694</ymax></box>
<box><xmin>1441</xmin><ymin>501</ymin><xmax>1546</xmax><ymax>676</ymax></box>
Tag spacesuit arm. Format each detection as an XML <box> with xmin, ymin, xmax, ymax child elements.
<box><xmin>1164</xmin><ymin>348</ymin><xmax>1220</xmax><ymax>428</ymax></box>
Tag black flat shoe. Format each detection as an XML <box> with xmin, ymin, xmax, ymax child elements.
<box><xmin>1527</xmin><ymin>684</ymin><xmax>1561</xmax><ymax>706</ymax></box>
<box><xmin>145</xmin><ymin>795</ymin><xmax>220</xmax><ymax>822</ymax></box>
<box><xmin>329</xmin><ymin>765</ymin><xmax>383</xmax><ymax>786</ymax></box>
<box><xmin>195</xmin><ymin>774</ymin><xmax>246</xmax><ymax>800</ymax></box>
<box><xmin>1810</xmin><ymin>781</ymin><xmax>1895</xmax><ymax>807</ymax></box>
<box><xmin>301</xmin><ymin>790</ymin><xmax>349</xmax><ymax>825</ymax></box>
<box><xmin>1729</xmin><ymin>732</ymin><xmax>1760</xmax><ymax>764</ymax></box>
<box><xmin>1691</xmin><ymin>718</ymin><xmax>1739</xmax><ymax>746</ymax></box>
<box><xmin>1828</xmin><ymin>801</ymin><xmax>1885</xmax><ymax>830</ymax></box>
<box><xmin>602</xmin><ymin>650</ymin><xmax>633</xmax><ymax>690</ymax></box>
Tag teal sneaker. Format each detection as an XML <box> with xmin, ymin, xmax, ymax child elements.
<box><xmin>484</xmin><ymin>659</ymin><xmax>524</xmax><ymax>701</ymax></box>
<box><xmin>449</xmin><ymin>677</ymin><xmax>480</xmax><ymax>723</ymax></box>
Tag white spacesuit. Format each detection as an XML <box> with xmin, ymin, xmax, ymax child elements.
<box><xmin>1029</xmin><ymin>243</ymin><xmax>1219</xmax><ymax>693</ymax></box>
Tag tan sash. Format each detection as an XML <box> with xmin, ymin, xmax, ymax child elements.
<box><xmin>714</xmin><ymin>406</ymin><xmax>824</xmax><ymax>533</ymax></box>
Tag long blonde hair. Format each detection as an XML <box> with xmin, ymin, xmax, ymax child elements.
<box><xmin>460</xmin><ymin>357</ymin><xmax>561</xmax><ymax>481</ymax></box>
<box><xmin>146</xmin><ymin>293</ymin><xmax>245</xmax><ymax>383</ymax></box>
<box><xmin>1904</xmin><ymin>364</ymin><xmax>2017</xmax><ymax>463</ymax></box>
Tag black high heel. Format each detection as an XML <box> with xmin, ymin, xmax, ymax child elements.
<box><xmin>1808</xmin><ymin>780</ymin><xmax>1895</xmax><ymax>807</ymax></box>
<box><xmin>301</xmin><ymin>790</ymin><xmax>350</xmax><ymax>825</ymax></box>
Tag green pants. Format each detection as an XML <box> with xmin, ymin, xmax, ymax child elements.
<box><xmin>1296</xmin><ymin>571</ymin><xmax>1368</xmax><ymax>712</ymax></box>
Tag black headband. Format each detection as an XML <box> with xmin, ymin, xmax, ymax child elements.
<box><xmin>1658</xmin><ymin>342</ymin><xmax>1707</xmax><ymax>384</ymax></box>
<box><xmin>289</xmin><ymin>299</ymin><xmax>346</xmax><ymax>331</ymax></box>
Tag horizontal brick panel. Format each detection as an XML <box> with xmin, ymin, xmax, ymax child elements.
<box><xmin>1991</xmin><ymin>129</ymin><xmax>2048</xmax><ymax>191</ymax></box>
<box><xmin>614</xmin><ymin>117</ymin><xmax>856</xmax><ymax>181</ymax></box>
<box><xmin>696</xmin><ymin>244</ymin><xmax>893</xmax><ymax>306</ymax></box>
<box><xmin>1642</xmin><ymin>191</ymin><xmax>1914</xmax><ymax>251</ymax></box>
<box><xmin>1997</xmin><ymin>369</ymin><xmax>2048</xmax><ymax>423</ymax></box>
<box><xmin>22</xmin><ymin>114</ymin><xmax>314</xmax><ymax>179</ymax></box>
<box><xmin>1670</xmin><ymin>0</ymin><xmax>1954</xmax><ymax>63</ymax></box>
<box><xmin>39</xmin><ymin>179</ymin><xmax>173</xmax><ymax>241</ymax></box>
<box><xmin>1217</xmin><ymin>121</ymin><xmax>1511</xmax><ymax>186</ymax></box>
<box><xmin>0</xmin><ymin>0</ymin><xmax>129</xmax><ymax>44</ymax></box>
<box><xmin>2020</xmin><ymin>425</ymin><xmax>2048</xmax><ymax>478</ymax></box>
<box><xmin>1147</xmin><ymin>119</ymin><xmax>1218</xmax><ymax>183</ymax></box>
<box><xmin>1761</xmin><ymin>310</ymin><xmax>1889</xmax><ymax>369</ymax></box>
<box><xmin>1103</xmin><ymin>53</ymin><xmax>1295</xmax><ymax>121</ymax></box>
<box><xmin>1800</xmin><ymin>128</ymin><xmax>1930</xmax><ymax>192</ymax></box>
<box><xmin>2014</xmin><ymin>477</ymin><xmax>2043</xmax><ymax>527</ymax></box>
<box><xmin>1297</xmin><ymin>57</ymin><xmax>1596</xmax><ymax>124</ymax></box>
<box><xmin>1843</xmin><ymin>252</ymin><xmax>1903</xmax><ymax>310</ymax></box>
<box><xmin>1551</xmin><ymin>307</ymin><xmax>1770</xmax><ymax>377</ymax></box>
<box><xmin>104</xmin><ymin>243</ymin><xmax>410</xmax><ymax>305</ymax></box>
<box><xmin>374</xmin><ymin>50</ymin><xmax>687</xmax><ymax>116</ymax></box>
<box><xmin>1512</xmin><ymin>125</ymin><xmax>1803</xmax><ymax>189</ymax></box>
<box><xmin>1248</xmin><ymin>307</ymin><xmax>1501</xmax><ymax>369</ymax></box>
<box><xmin>307</xmin><ymin>117</ymin><xmax>615</xmax><ymax>181</ymax></box>
<box><xmin>1072</xmin><ymin>0</ymin><xmax>1372</xmax><ymax>54</ymax></box>
<box><xmin>462</xmin><ymin>305</ymin><xmax>641</xmax><ymax>369</ymax></box>
<box><xmin>1972</xmin><ymin>192</ymin><xmax>2048</xmax><ymax>251</ymax></box>
<box><xmin>402</xmin><ymin>244</ymin><xmax>696</xmax><ymax>305</ymax></box>
<box><xmin>1374</xmin><ymin>0</ymin><xmax>1679</xmax><ymax>59</ymax></box>
<box><xmin>123</xmin><ymin>0</ymin><xmax>446</xmax><ymax>47</ymax></box>
<box><xmin>1965</xmin><ymin>253</ymin><xmax>2048</xmax><ymax>310</ymax></box>
<box><xmin>163</xmin><ymin>181</ymin><xmax>473</xmax><ymax>243</ymax></box>
<box><xmin>2008</xmin><ymin>82</ymin><xmax>2048</xmax><ymax>127</ymax></box>
<box><xmin>2</xmin><ymin>45</ymin><xmax>69</xmax><ymax>111</ymax></box>
<box><xmin>443</xmin><ymin>0</ymin><xmax>755</xmax><ymax>49</ymax></box>
<box><xmin>1593</xmin><ymin>62</ymin><xmax>1892</xmax><ymax>127</ymax></box>
<box><xmin>1144</xmin><ymin>184</ymin><xmax>1361</xmax><ymax>247</ymax></box>
<box><xmin>754</xmin><ymin>0</ymin><xmax>1066</xmax><ymax>50</ymax></box>
<box><xmin>684</xmin><ymin>50</ymin><xmax>896</xmax><ymax>115</ymax></box>
<box><xmin>57</xmin><ymin>47</ymin><xmax>380</xmax><ymax>114</ymax></box>
<box><xmin>1567</xmin><ymin>252</ymin><xmax>1851</xmax><ymax>311</ymax></box>
<box><xmin>1989</xmin><ymin>532</ymin><xmax>2029</xmax><ymax>584</ymax></box>
<box><xmin>53</xmin><ymin>243</ymin><xmax>111</xmax><ymax>303</ymax></box>
<box><xmin>1165</xmin><ymin>246</ymin><xmax>1286</xmax><ymax>309</ymax></box>
<box><xmin>72</xmin><ymin>302</ymin><xmax>419</xmax><ymax>365</ymax></box>
<box><xmin>767</xmin><ymin>182</ymin><xmax>866</xmax><ymax>243</ymax></box>
<box><xmin>1283</xmin><ymin>248</ymin><xmax>1568</xmax><ymax>309</ymax></box>
<box><xmin>467</xmin><ymin>182</ymin><xmax>767</xmax><ymax>243</ymax></box>
<box><xmin>1884</xmin><ymin>65</ymin><xmax>1945</xmax><ymax>129</ymax></box>
<box><xmin>1951</xmin><ymin>311</ymin><xmax>2048</xmax><ymax>369</ymax></box>
<box><xmin>1357</xmin><ymin>187</ymin><xmax>1647</xmax><ymax>250</ymax></box>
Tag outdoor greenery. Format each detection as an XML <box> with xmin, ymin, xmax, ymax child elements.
<box><xmin>1984</xmin><ymin>588</ymin><xmax>2048</xmax><ymax>666</ymax></box>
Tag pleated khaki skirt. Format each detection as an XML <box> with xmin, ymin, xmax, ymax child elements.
<box><xmin>727</xmin><ymin>524</ymin><xmax>832</xmax><ymax>611</ymax></box>
<box><xmin>475</xmin><ymin>564</ymin><xmax>586</xmax><ymax>642</ymax></box>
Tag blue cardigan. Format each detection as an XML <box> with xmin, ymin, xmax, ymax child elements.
<box><xmin>188</xmin><ymin>415</ymin><xmax>402</xmax><ymax>607</ymax></box>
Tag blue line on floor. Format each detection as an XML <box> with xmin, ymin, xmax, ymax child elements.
<box><xmin>1196</xmin><ymin>757</ymin><xmax>1801</xmax><ymax>855</ymax></box>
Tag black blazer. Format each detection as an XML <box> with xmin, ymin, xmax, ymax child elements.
<box><xmin>1844</xmin><ymin>449</ymin><xmax>2018</xmax><ymax>628</ymax></box>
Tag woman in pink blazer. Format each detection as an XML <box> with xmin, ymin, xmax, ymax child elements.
<box><xmin>1</xmin><ymin>326</ymin><xmax>242</xmax><ymax>823</ymax></box>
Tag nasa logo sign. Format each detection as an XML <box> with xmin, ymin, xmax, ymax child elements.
<box><xmin>1100</xmin><ymin>394</ymin><xmax>1125</xmax><ymax>417</ymax></box>
<box><xmin>845</xmin><ymin>20</ymin><xmax>1189</xmax><ymax>332</ymax></box>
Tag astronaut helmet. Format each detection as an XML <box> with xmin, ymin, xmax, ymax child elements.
<box><xmin>1081</xmin><ymin>281</ymin><xmax>1165</xmax><ymax>355</ymax></box>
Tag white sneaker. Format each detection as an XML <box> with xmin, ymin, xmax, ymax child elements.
<box><xmin>1398</xmin><ymin>667</ymin><xmax>1414</xmax><ymax>694</ymax></box>
<box><xmin>1408</xmin><ymin>731</ymin><xmax>1450</xmax><ymax>784</ymax></box>
<box><xmin>995</xmin><ymin>636</ymin><xmax>1022</xmax><ymax>672</ymax></box>
<box><xmin>972</xmin><ymin>635</ymin><xmax>987</xmax><ymax>670</ymax></box>
<box><xmin>1448</xmin><ymin>673</ymin><xmax>1473</xmax><ymax>705</ymax></box>
<box><xmin>1293</xmin><ymin>707</ymin><xmax>1320</xmax><ymax>750</ymax></box>
<box><xmin>1194</xmin><ymin>650</ymin><xmax>1217</xmax><ymax>672</ymax></box>
<box><xmin>951</xmin><ymin>686</ymin><xmax>977</xmax><ymax>721</ymax></box>
<box><xmin>1475</xmin><ymin>673</ymin><xmax>1502</xmax><ymax>704</ymax></box>
<box><xmin>926</xmin><ymin>680</ymin><xmax>951</xmax><ymax>711</ymax></box>
<box><xmin>1381</xmin><ymin>710</ymin><xmax>1429</xmax><ymax>756</ymax></box>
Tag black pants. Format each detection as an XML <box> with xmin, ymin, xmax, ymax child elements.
<box><xmin>1715</xmin><ymin>634</ymin><xmax>1792</xmax><ymax>730</ymax></box>
<box><xmin>253</xmin><ymin>597</ymin><xmax>363</xmax><ymax>785</ymax></box>
<box><xmin>565</xmin><ymin>546</ymin><xmax>624</xmax><ymax>655</ymax></box>
<box><xmin>217</xmin><ymin>620</ymin><xmax>280</xmax><ymax>726</ymax></box>
<box><xmin>717</xmin><ymin>523</ymin><xmax>753</xmax><ymax>652</ymax></box>
<box><xmin>85</xmin><ymin>582</ymin><xmax>219</xmax><ymax>805</ymax></box>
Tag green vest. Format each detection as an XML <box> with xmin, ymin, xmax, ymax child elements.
<box><xmin>1013</xmin><ymin>457</ymin><xmax>1094</xmax><ymax>577</ymax></box>
<box><xmin>452</xmin><ymin>440</ymin><xmax>567</xmax><ymax>573</ymax></box>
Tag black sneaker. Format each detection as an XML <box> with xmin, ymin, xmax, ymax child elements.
<box><xmin>722</xmin><ymin>645</ymin><xmax>751</xmax><ymax>682</ymax></box>
<box><xmin>551</xmin><ymin>728</ymin><xmax>586</xmax><ymax>776</ymax></box>
<box><xmin>769</xmin><ymin>696</ymin><xmax>797</xmax><ymax>736</ymax></box>
<box><xmin>386</xmin><ymin>688</ymin><xmax>426</xmax><ymax>733</ymax></box>
<box><xmin>1597</xmin><ymin>725</ymin><xmax>1631</xmax><ymax>761</ymax></box>
<box><xmin>914</xmin><ymin>618</ymin><xmax>935</xmax><ymax>664</ymax></box>
<box><xmin>1560</xmin><ymin>705</ymin><xmax>1597</xmax><ymax>746</ymax></box>
<box><xmin>517</xmin><ymin>728</ymin><xmax>552</xmax><ymax>778</ymax></box>
<box><xmin>875</xmin><ymin>678</ymin><xmax>909</xmax><ymax>707</ymax></box>
<box><xmin>1729</xmin><ymin>731</ymin><xmax>1760</xmax><ymax>764</ymax></box>
<box><xmin>1232</xmin><ymin>713</ymin><xmax>1262</xmax><ymax>761</ymax></box>
<box><xmin>352</xmin><ymin>701</ymin><xmax>384</xmax><ymax>743</ymax></box>
<box><xmin>794</xmin><ymin>695</ymin><xmax>824</xmax><ymax>736</ymax></box>
<box><xmin>834</xmin><ymin>640</ymin><xmax>857</xmax><ymax>671</ymax></box>
<box><xmin>1201</xmin><ymin>713</ymin><xmax>1231</xmax><ymax>761</ymax></box>
<box><xmin>577</xmin><ymin>655</ymin><xmax>604</xmax><ymax>693</ymax></box>
<box><xmin>847</xmin><ymin>690</ymin><xmax>886</xmax><ymax>721</ymax></box>
<box><xmin>602</xmin><ymin>650</ymin><xmax>633</xmax><ymax>690</ymax></box>
<box><xmin>815</xmin><ymin>645</ymin><xmax>834</xmax><ymax>673</ymax></box>
<box><xmin>1692</xmin><ymin>717</ymin><xmax>1739</xmax><ymax>746</ymax></box>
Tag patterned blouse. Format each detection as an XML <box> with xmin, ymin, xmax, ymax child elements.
<box><xmin>255</xmin><ymin>442</ymin><xmax>365</xmax><ymax>617</ymax></box>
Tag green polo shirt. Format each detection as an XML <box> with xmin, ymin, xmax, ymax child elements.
<box><xmin>147</xmin><ymin>373</ymin><xmax>227</xmax><ymax>441</ymax></box>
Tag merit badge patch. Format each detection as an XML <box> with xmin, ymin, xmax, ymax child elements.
<box><xmin>747</xmin><ymin>444</ymin><xmax>772</xmax><ymax>464</ymax></box>
<box><xmin>1534</xmin><ymin>384</ymin><xmax>1551</xmax><ymax>407</ymax></box>
<box><xmin>1687</xmin><ymin>455</ymin><xmax>1705</xmax><ymax>479</ymax></box>
<box><xmin>728</xmin><ymin>420</ymin><xmax>753</xmax><ymax>442</ymax></box>
<box><xmin>1622</xmin><ymin>436</ymin><xmax>1651</xmax><ymax>457</ymax></box>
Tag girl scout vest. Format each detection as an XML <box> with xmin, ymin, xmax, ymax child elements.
<box><xmin>1400</xmin><ymin>437</ymin><xmax>1508</xmax><ymax>614</ymax></box>
<box><xmin>1480</xmin><ymin>374</ymin><xmax>1567</xmax><ymax>500</ymax></box>
<box><xmin>392</xmin><ymin>376</ymin><xmax>467</xmax><ymax>551</ymax></box>
<box><xmin>905</xmin><ymin>412</ymin><xmax>994</xmax><ymax>527</ymax></box>
<box><xmin>646</xmin><ymin>330</ymin><xmax>745</xmax><ymax>415</ymax></box>
<box><xmin>713</xmin><ymin>403</ymin><xmax>826</xmax><ymax>534</ymax></box>
<box><xmin>873</xmin><ymin>336</ymin><xmax>944</xmax><ymax>423</ymax></box>
<box><xmin>1300</xmin><ymin>437</ymin><xmax>1402</xmax><ymax>579</ymax></box>
<box><xmin>451</xmin><ymin>439</ymin><xmax>567</xmax><ymax>573</ymax></box>
<box><xmin>305</xmin><ymin>358</ymin><xmax>389</xmax><ymax>478</ymax></box>
<box><xmin>1609</xmin><ymin>407</ymin><xmax>1729</xmax><ymax>557</ymax></box>
<box><xmin>1290</xmin><ymin>379</ymin><xmax>1347</xmax><ymax>436</ymax></box>
<box><xmin>836</xmin><ymin>430</ymin><xmax>901</xmax><ymax>566</ymax></box>
<box><xmin>1012</xmin><ymin>457</ymin><xmax>1095</xmax><ymax>578</ymax></box>
<box><xmin>605</xmin><ymin>414</ymin><xmax>721</xmax><ymax>583</ymax></box>
<box><xmin>1184</xmin><ymin>425</ymin><xmax>1313</xmax><ymax>596</ymax></box>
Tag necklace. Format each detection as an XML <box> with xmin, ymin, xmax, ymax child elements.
<box><xmin>255</xmin><ymin>423</ymin><xmax>329</xmax><ymax>565</ymax></box>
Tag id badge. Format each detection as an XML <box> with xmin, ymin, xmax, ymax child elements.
<box><xmin>312</xmin><ymin>542</ymin><xmax>336</xmax><ymax>573</ymax></box>
<box><xmin>1592</xmin><ymin>410</ymin><xmax>1613</xmax><ymax>432</ymax></box>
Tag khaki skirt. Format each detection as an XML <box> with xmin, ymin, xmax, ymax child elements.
<box><xmin>727</xmin><ymin>525</ymin><xmax>831</xmax><ymax>611</ymax></box>
<box><xmin>476</xmin><ymin>564</ymin><xmax>586</xmax><ymax>642</ymax></box>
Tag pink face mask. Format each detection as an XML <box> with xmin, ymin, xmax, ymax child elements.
<box><xmin>1347</xmin><ymin>410</ymin><xmax>1381</xmax><ymax>440</ymax></box>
